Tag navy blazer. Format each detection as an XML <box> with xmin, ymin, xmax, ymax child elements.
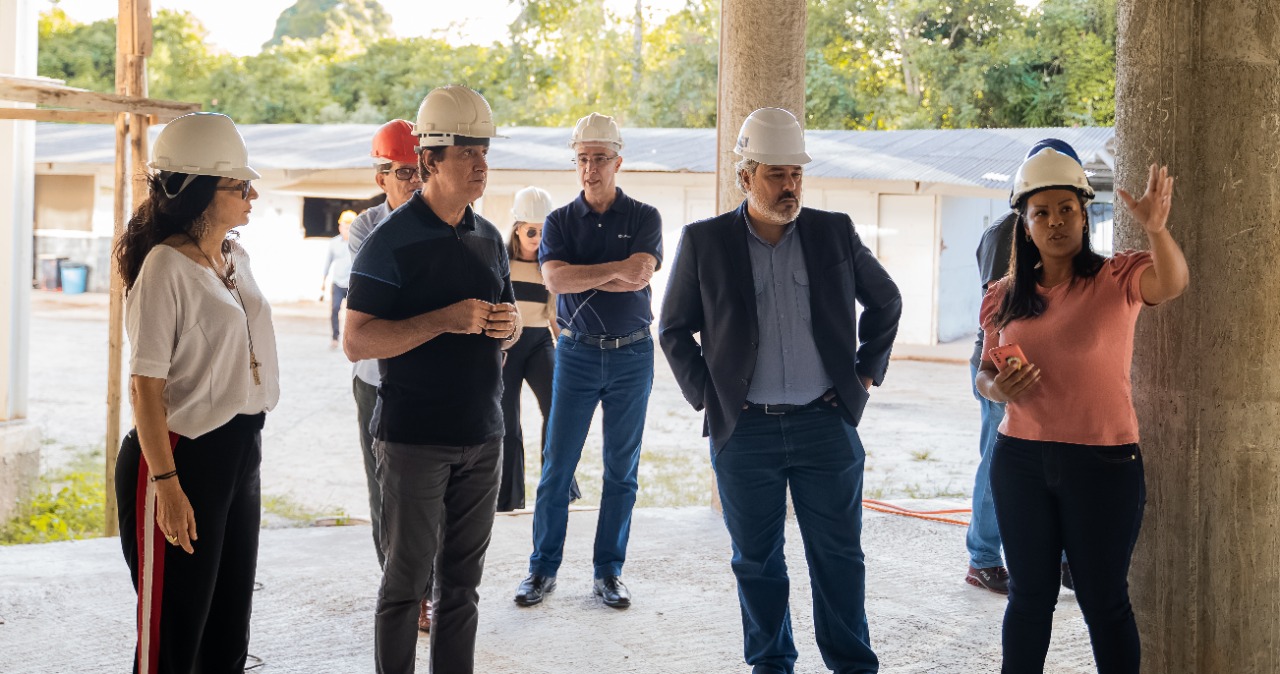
<box><xmin>659</xmin><ymin>202</ymin><xmax>902</xmax><ymax>452</ymax></box>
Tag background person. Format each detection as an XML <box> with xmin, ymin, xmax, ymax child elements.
<box><xmin>113</xmin><ymin>112</ymin><xmax>279</xmax><ymax>674</ymax></box>
<box><xmin>498</xmin><ymin>186</ymin><xmax>581</xmax><ymax>512</ymax></box>
<box><xmin>660</xmin><ymin>107</ymin><xmax>900</xmax><ymax>674</ymax></box>
<box><xmin>964</xmin><ymin>208</ymin><xmax>1017</xmax><ymax>595</ymax></box>
<box><xmin>976</xmin><ymin>141</ymin><xmax>1189</xmax><ymax>673</ymax></box>
<box><xmin>323</xmin><ymin>209</ymin><xmax>356</xmax><ymax>347</ymax></box>
<box><xmin>346</xmin><ymin>118</ymin><xmax>434</xmax><ymax>631</ymax></box>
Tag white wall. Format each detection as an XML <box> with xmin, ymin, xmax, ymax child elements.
<box><xmin>937</xmin><ymin>196</ymin><xmax>1008</xmax><ymax>343</ymax></box>
<box><xmin>1</xmin><ymin>0</ymin><xmax>36</xmax><ymax>420</ymax></box>
<box><xmin>875</xmin><ymin>194</ymin><xmax>938</xmax><ymax>345</ymax></box>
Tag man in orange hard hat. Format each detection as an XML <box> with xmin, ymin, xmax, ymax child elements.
<box><xmin>346</xmin><ymin>119</ymin><xmax>435</xmax><ymax>630</ymax></box>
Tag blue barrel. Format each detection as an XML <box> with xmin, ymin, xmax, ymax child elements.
<box><xmin>59</xmin><ymin>263</ymin><xmax>88</xmax><ymax>294</ymax></box>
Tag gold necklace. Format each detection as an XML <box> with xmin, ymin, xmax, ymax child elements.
<box><xmin>188</xmin><ymin>235</ymin><xmax>262</xmax><ymax>386</ymax></box>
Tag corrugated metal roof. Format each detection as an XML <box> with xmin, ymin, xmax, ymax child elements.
<box><xmin>35</xmin><ymin>123</ymin><xmax>1113</xmax><ymax>188</ymax></box>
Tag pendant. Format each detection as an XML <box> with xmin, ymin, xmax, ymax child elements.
<box><xmin>250</xmin><ymin>351</ymin><xmax>262</xmax><ymax>386</ymax></box>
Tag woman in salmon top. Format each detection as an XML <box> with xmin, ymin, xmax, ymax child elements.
<box><xmin>975</xmin><ymin>139</ymin><xmax>1189</xmax><ymax>673</ymax></box>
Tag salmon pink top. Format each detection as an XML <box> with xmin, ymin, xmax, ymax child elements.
<box><xmin>980</xmin><ymin>251</ymin><xmax>1153</xmax><ymax>446</ymax></box>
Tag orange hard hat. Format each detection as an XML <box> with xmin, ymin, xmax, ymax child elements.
<box><xmin>371</xmin><ymin>119</ymin><xmax>418</xmax><ymax>165</ymax></box>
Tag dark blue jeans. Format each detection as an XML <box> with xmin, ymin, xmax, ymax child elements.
<box><xmin>968</xmin><ymin>363</ymin><xmax>1006</xmax><ymax>568</ymax></box>
<box><xmin>330</xmin><ymin>283</ymin><xmax>348</xmax><ymax>340</ymax></box>
<box><xmin>712</xmin><ymin>405</ymin><xmax>878</xmax><ymax>674</ymax></box>
<box><xmin>529</xmin><ymin>332</ymin><xmax>653</xmax><ymax>578</ymax></box>
<box><xmin>990</xmin><ymin>434</ymin><xmax>1146</xmax><ymax>674</ymax></box>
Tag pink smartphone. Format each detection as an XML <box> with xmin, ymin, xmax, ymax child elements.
<box><xmin>988</xmin><ymin>344</ymin><xmax>1028</xmax><ymax>373</ymax></box>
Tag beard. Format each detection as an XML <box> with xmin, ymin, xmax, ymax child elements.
<box><xmin>748</xmin><ymin>191</ymin><xmax>800</xmax><ymax>225</ymax></box>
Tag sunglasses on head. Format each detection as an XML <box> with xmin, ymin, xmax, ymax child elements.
<box><xmin>215</xmin><ymin>181</ymin><xmax>253</xmax><ymax>199</ymax></box>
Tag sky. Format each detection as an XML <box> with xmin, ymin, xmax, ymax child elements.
<box><xmin>47</xmin><ymin>0</ymin><xmax>691</xmax><ymax>56</ymax></box>
<box><xmin>48</xmin><ymin>0</ymin><xmax>1044</xmax><ymax>57</ymax></box>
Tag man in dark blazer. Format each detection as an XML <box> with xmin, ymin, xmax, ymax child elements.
<box><xmin>660</xmin><ymin>108</ymin><xmax>901</xmax><ymax>674</ymax></box>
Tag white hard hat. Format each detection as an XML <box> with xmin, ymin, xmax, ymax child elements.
<box><xmin>512</xmin><ymin>186</ymin><xmax>555</xmax><ymax>223</ymax></box>
<box><xmin>1010</xmin><ymin>143</ymin><xmax>1094</xmax><ymax>208</ymax></box>
<box><xmin>413</xmin><ymin>85</ymin><xmax>504</xmax><ymax>149</ymax></box>
<box><xmin>569</xmin><ymin>112</ymin><xmax>623</xmax><ymax>152</ymax></box>
<box><xmin>734</xmin><ymin>108</ymin><xmax>811</xmax><ymax>165</ymax></box>
<box><xmin>149</xmin><ymin>112</ymin><xmax>260</xmax><ymax>180</ymax></box>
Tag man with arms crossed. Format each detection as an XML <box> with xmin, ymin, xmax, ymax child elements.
<box><xmin>515</xmin><ymin>112</ymin><xmax>661</xmax><ymax>609</ymax></box>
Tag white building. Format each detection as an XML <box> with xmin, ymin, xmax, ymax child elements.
<box><xmin>33</xmin><ymin>123</ymin><xmax>1114</xmax><ymax>345</ymax></box>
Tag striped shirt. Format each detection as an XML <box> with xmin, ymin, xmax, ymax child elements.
<box><xmin>510</xmin><ymin>258</ymin><xmax>555</xmax><ymax>329</ymax></box>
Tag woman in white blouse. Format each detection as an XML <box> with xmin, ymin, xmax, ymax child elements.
<box><xmin>112</xmin><ymin>112</ymin><xmax>279</xmax><ymax>674</ymax></box>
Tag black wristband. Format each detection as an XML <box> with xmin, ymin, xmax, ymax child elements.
<box><xmin>150</xmin><ymin>470</ymin><xmax>178</xmax><ymax>482</ymax></box>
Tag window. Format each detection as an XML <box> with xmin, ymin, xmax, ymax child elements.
<box><xmin>302</xmin><ymin>195</ymin><xmax>385</xmax><ymax>238</ymax></box>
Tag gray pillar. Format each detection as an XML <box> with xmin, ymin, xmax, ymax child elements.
<box><xmin>0</xmin><ymin>0</ymin><xmax>42</xmax><ymax>522</ymax></box>
<box><xmin>715</xmin><ymin>0</ymin><xmax>807</xmax><ymax>212</ymax></box>
<box><xmin>1117</xmin><ymin>3</ymin><xmax>1280</xmax><ymax>671</ymax></box>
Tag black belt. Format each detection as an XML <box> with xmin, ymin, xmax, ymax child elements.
<box><xmin>744</xmin><ymin>390</ymin><xmax>834</xmax><ymax>415</ymax></box>
<box><xmin>560</xmin><ymin>328</ymin><xmax>649</xmax><ymax>350</ymax></box>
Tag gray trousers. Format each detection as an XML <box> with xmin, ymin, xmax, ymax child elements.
<box><xmin>353</xmin><ymin>377</ymin><xmax>385</xmax><ymax>567</ymax></box>
<box><xmin>374</xmin><ymin>437</ymin><xmax>501</xmax><ymax>674</ymax></box>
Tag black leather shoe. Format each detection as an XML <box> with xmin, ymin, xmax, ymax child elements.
<box><xmin>514</xmin><ymin>574</ymin><xmax>556</xmax><ymax>606</ymax></box>
<box><xmin>593</xmin><ymin>575</ymin><xmax>631</xmax><ymax>608</ymax></box>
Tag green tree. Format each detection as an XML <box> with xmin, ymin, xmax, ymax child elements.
<box><xmin>265</xmin><ymin>0</ymin><xmax>395</xmax><ymax>51</ymax></box>
<box><xmin>630</xmin><ymin>0</ymin><xmax>718</xmax><ymax>128</ymax></box>
<box><xmin>37</xmin><ymin>6</ymin><xmax>116</xmax><ymax>92</ymax></box>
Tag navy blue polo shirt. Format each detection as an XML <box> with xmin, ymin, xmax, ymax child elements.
<box><xmin>539</xmin><ymin>188</ymin><xmax>662</xmax><ymax>335</ymax></box>
<box><xmin>346</xmin><ymin>194</ymin><xmax>514</xmax><ymax>446</ymax></box>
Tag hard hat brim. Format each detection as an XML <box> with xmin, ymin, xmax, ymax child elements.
<box><xmin>735</xmin><ymin>149</ymin><xmax>813</xmax><ymax>166</ymax></box>
<box><xmin>147</xmin><ymin>162</ymin><xmax>261</xmax><ymax>181</ymax></box>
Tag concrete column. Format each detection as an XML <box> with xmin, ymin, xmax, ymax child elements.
<box><xmin>0</xmin><ymin>0</ymin><xmax>42</xmax><ymax>522</ymax></box>
<box><xmin>1117</xmin><ymin>2</ymin><xmax>1280</xmax><ymax>671</ymax></box>
<box><xmin>715</xmin><ymin>0</ymin><xmax>807</xmax><ymax>212</ymax></box>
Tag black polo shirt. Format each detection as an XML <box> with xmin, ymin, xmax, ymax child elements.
<box><xmin>539</xmin><ymin>187</ymin><xmax>662</xmax><ymax>336</ymax></box>
<box><xmin>347</xmin><ymin>194</ymin><xmax>514</xmax><ymax>446</ymax></box>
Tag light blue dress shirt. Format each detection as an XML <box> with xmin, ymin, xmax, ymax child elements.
<box><xmin>745</xmin><ymin>219</ymin><xmax>833</xmax><ymax>405</ymax></box>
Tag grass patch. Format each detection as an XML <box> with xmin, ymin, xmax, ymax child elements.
<box><xmin>909</xmin><ymin>449</ymin><xmax>934</xmax><ymax>462</ymax></box>
<box><xmin>261</xmin><ymin>493</ymin><xmax>350</xmax><ymax>529</ymax></box>
<box><xmin>0</xmin><ymin>444</ymin><xmax>107</xmax><ymax>545</ymax></box>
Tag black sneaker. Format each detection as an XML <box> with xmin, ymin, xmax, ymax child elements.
<box><xmin>965</xmin><ymin>565</ymin><xmax>1010</xmax><ymax>594</ymax></box>
<box><xmin>1061</xmin><ymin>561</ymin><xmax>1075</xmax><ymax>591</ymax></box>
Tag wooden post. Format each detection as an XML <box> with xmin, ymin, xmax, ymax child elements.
<box><xmin>107</xmin><ymin>0</ymin><xmax>152</xmax><ymax>536</ymax></box>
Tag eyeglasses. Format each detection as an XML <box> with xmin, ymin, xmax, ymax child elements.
<box><xmin>216</xmin><ymin>181</ymin><xmax>253</xmax><ymax>199</ymax></box>
<box><xmin>380</xmin><ymin>167</ymin><xmax>420</xmax><ymax>181</ymax></box>
<box><xmin>572</xmin><ymin>154</ymin><xmax>619</xmax><ymax>168</ymax></box>
<box><xmin>522</xmin><ymin>227</ymin><xmax>542</xmax><ymax>238</ymax></box>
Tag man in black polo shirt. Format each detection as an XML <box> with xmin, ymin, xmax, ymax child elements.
<box><xmin>344</xmin><ymin>85</ymin><xmax>519</xmax><ymax>674</ymax></box>
<box><xmin>515</xmin><ymin>112</ymin><xmax>662</xmax><ymax>610</ymax></box>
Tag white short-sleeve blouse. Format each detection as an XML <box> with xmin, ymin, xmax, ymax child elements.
<box><xmin>126</xmin><ymin>242</ymin><xmax>280</xmax><ymax>438</ymax></box>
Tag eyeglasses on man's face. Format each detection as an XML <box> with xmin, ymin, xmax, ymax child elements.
<box><xmin>572</xmin><ymin>154</ymin><xmax>619</xmax><ymax>168</ymax></box>
<box><xmin>380</xmin><ymin>166</ymin><xmax>421</xmax><ymax>181</ymax></box>
<box><xmin>522</xmin><ymin>226</ymin><xmax>543</xmax><ymax>238</ymax></box>
<box><xmin>216</xmin><ymin>181</ymin><xmax>253</xmax><ymax>200</ymax></box>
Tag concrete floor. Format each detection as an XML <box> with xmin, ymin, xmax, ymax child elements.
<box><xmin>0</xmin><ymin>507</ymin><xmax>1096</xmax><ymax>673</ymax></box>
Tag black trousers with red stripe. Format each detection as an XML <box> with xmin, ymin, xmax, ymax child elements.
<box><xmin>116</xmin><ymin>413</ymin><xmax>264</xmax><ymax>674</ymax></box>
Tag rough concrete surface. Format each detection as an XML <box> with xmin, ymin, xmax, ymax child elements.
<box><xmin>6</xmin><ymin>293</ymin><xmax>1107</xmax><ymax>672</ymax></box>
<box><xmin>0</xmin><ymin>507</ymin><xmax>1095</xmax><ymax>673</ymax></box>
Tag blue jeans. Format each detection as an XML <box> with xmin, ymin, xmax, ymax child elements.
<box><xmin>712</xmin><ymin>406</ymin><xmax>878</xmax><ymax>674</ymax></box>
<box><xmin>991</xmin><ymin>435</ymin><xmax>1145</xmax><ymax>674</ymax></box>
<box><xmin>529</xmin><ymin>332</ymin><xmax>654</xmax><ymax>578</ymax></box>
<box><xmin>968</xmin><ymin>362</ymin><xmax>1006</xmax><ymax>568</ymax></box>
